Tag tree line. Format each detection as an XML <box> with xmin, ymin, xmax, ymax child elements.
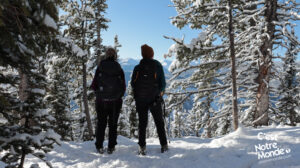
<box><xmin>0</xmin><ymin>0</ymin><xmax>299</xmax><ymax>167</ymax></box>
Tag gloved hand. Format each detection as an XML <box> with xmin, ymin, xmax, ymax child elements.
<box><xmin>160</xmin><ymin>91</ymin><xmax>164</xmax><ymax>97</ymax></box>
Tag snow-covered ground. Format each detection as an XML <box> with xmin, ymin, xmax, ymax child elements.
<box><xmin>2</xmin><ymin>125</ymin><xmax>300</xmax><ymax>168</ymax></box>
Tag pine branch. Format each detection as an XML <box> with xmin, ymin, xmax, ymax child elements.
<box><xmin>209</xmin><ymin>111</ymin><xmax>231</xmax><ymax>121</ymax></box>
<box><xmin>169</xmin><ymin>59</ymin><xmax>230</xmax><ymax>81</ymax></box>
<box><xmin>166</xmin><ymin>93</ymin><xmax>192</xmax><ymax>110</ymax></box>
<box><xmin>166</xmin><ymin>85</ymin><xmax>231</xmax><ymax>95</ymax></box>
<box><xmin>32</xmin><ymin>153</ymin><xmax>53</xmax><ymax>168</ymax></box>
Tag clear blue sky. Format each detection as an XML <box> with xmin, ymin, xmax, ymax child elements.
<box><xmin>102</xmin><ymin>0</ymin><xmax>300</xmax><ymax>61</ymax></box>
<box><xmin>102</xmin><ymin>0</ymin><xmax>199</xmax><ymax>61</ymax></box>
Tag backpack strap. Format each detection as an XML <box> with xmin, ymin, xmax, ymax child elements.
<box><xmin>133</xmin><ymin>61</ymin><xmax>158</xmax><ymax>82</ymax></box>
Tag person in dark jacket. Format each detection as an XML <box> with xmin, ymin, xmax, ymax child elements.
<box><xmin>90</xmin><ymin>48</ymin><xmax>126</xmax><ymax>154</ymax></box>
<box><xmin>131</xmin><ymin>44</ymin><xmax>168</xmax><ymax>155</ymax></box>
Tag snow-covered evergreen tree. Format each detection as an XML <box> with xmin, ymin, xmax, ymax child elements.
<box><xmin>63</xmin><ymin>0</ymin><xmax>94</xmax><ymax>139</ymax></box>
<box><xmin>88</xmin><ymin>0</ymin><xmax>109</xmax><ymax>130</ymax></box>
<box><xmin>45</xmin><ymin>53</ymin><xmax>73</xmax><ymax>141</ymax></box>
<box><xmin>165</xmin><ymin>0</ymin><xmax>234</xmax><ymax>136</ymax></box>
<box><xmin>166</xmin><ymin>0</ymin><xmax>300</xmax><ymax>136</ymax></box>
<box><xmin>0</xmin><ymin>1</ymin><xmax>61</xmax><ymax>167</ymax></box>
<box><xmin>276</xmin><ymin>30</ymin><xmax>300</xmax><ymax>126</ymax></box>
<box><xmin>240</xmin><ymin>0</ymin><xmax>300</xmax><ymax>126</ymax></box>
<box><xmin>91</xmin><ymin>0</ymin><xmax>109</xmax><ymax>62</ymax></box>
<box><xmin>114</xmin><ymin>35</ymin><xmax>122</xmax><ymax>55</ymax></box>
<box><xmin>188</xmin><ymin>92</ymin><xmax>213</xmax><ymax>137</ymax></box>
<box><xmin>171</xmin><ymin>110</ymin><xmax>185</xmax><ymax>138</ymax></box>
<box><xmin>296</xmin><ymin>70</ymin><xmax>300</xmax><ymax>124</ymax></box>
<box><xmin>122</xmin><ymin>81</ymin><xmax>138</xmax><ymax>138</ymax></box>
<box><xmin>60</xmin><ymin>0</ymin><xmax>109</xmax><ymax>140</ymax></box>
<box><xmin>118</xmin><ymin>111</ymin><xmax>130</xmax><ymax>138</ymax></box>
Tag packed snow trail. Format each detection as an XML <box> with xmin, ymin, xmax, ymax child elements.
<box><xmin>4</xmin><ymin>125</ymin><xmax>299</xmax><ymax>168</ymax></box>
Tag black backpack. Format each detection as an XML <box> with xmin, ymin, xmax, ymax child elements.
<box><xmin>96</xmin><ymin>60</ymin><xmax>124</xmax><ymax>100</ymax></box>
<box><xmin>133</xmin><ymin>59</ymin><xmax>159</xmax><ymax>100</ymax></box>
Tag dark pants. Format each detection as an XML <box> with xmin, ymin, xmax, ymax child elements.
<box><xmin>136</xmin><ymin>99</ymin><xmax>167</xmax><ymax>147</ymax></box>
<box><xmin>95</xmin><ymin>100</ymin><xmax>122</xmax><ymax>149</ymax></box>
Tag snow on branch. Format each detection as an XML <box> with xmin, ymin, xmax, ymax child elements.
<box><xmin>43</xmin><ymin>14</ymin><xmax>57</xmax><ymax>30</ymax></box>
<box><xmin>209</xmin><ymin>111</ymin><xmax>231</xmax><ymax>121</ymax></box>
<box><xmin>166</xmin><ymin>85</ymin><xmax>231</xmax><ymax>95</ymax></box>
<box><xmin>0</xmin><ymin>113</ymin><xmax>8</xmax><ymax>125</ymax></box>
<box><xmin>166</xmin><ymin>93</ymin><xmax>192</xmax><ymax>110</ymax></box>
<box><xmin>163</xmin><ymin>36</ymin><xmax>184</xmax><ymax>45</ymax></box>
<box><xmin>169</xmin><ymin>59</ymin><xmax>229</xmax><ymax>81</ymax></box>
<box><xmin>56</xmin><ymin>36</ymin><xmax>87</xmax><ymax>57</ymax></box>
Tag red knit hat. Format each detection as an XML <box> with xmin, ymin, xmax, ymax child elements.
<box><xmin>141</xmin><ymin>44</ymin><xmax>154</xmax><ymax>58</ymax></box>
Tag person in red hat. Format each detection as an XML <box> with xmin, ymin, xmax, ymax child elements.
<box><xmin>131</xmin><ymin>44</ymin><xmax>168</xmax><ymax>155</ymax></box>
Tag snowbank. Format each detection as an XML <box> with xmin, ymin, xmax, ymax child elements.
<box><xmin>8</xmin><ymin>126</ymin><xmax>300</xmax><ymax>168</ymax></box>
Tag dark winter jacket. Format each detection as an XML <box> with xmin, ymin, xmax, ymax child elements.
<box><xmin>90</xmin><ymin>59</ymin><xmax>126</xmax><ymax>103</ymax></box>
<box><xmin>130</xmin><ymin>58</ymin><xmax>166</xmax><ymax>96</ymax></box>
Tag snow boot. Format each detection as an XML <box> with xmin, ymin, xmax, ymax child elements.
<box><xmin>97</xmin><ymin>147</ymin><xmax>105</xmax><ymax>154</ymax></box>
<box><xmin>138</xmin><ymin>146</ymin><xmax>147</xmax><ymax>155</ymax></box>
<box><xmin>161</xmin><ymin>144</ymin><xmax>168</xmax><ymax>153</ymax></box>
<box><xmin>107</xmin><ymin>147</ymin><xmax>115</xmax><ymax>154</ymax></box>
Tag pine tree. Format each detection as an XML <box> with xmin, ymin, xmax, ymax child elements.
<box><xmin>45</xmin><ymin>52</ymin><xmax>73</xmax><ymax>141</ymax></box>
<box><xmin>123</xmin><ymin>81</ymin><xmax>138</xmax><ymax>138</ymax></box>
<box><xmin>165</xmin><ymin>0</ymin><xmax>239</xmax><ymax>136</ymax></box>
<box><xmin>166</xmin><ymin>0</ymin><xmax>300</xmax><ymax>134</ymax></box>
<box><xmin>61</xmin><ymin>0</ymin><xmax>109</xmax><ymax>140</ymax></box>
<box><xmin>54</xmin><ymin>10</ymin><xmax>92</xmax><ymax>141</ymax></box>
<box><xmin>147</xmin><ymin>115</ymin><xmax>158</xmax><ymax>138</ymax></box>
<box><xmin>114</xmin><ymin>35</ymin><xmax>122</xmax><ymax>54</ymax></box>
<box><xmin>236</xmin><ymin>0</ymin><xmax>300</xmax><ymax>126</ymax></box>
<box><xmin>88</xmin><ymin>0</ymin><xmax>109</xmax><ymax>128</ymax></box>
<box><xmin>188</xmin><ymin>92</ymin><xmax>213</xmax><ymax>137</ymax></box>
<box><xmin>171</xmin><ymin>110</ymin><xmax>185</xmax><ymax>138</ymax></box>
<box><xmin>109</xmin><ymin>36</ymin><xmax>129</xmax><ymax>137</ymax></box>
<box><xmin>297</xmin><ymin>70</ymin><xmax>300</xmax><ymax>125</ymax></box>
<box><xmin>276</xmin><ymin>30</ymin><xmax>300</xmax><ymax>126</ymax></box>
<box><xmin>0</xmin><ymin>1</ymin><xmax>61</xmax><ymax>167</ymax></box>
<box><xmin>118</xmin><ymin>111</ymin><xmax>130</xmax><ymax>137</ymax></box>
<box><xmin>91</xmin><ymin>0</ymin><xmax>109</xmax><ymax>62</ymax></box>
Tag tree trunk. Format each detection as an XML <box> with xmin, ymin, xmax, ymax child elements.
<box><xmin>82</xmin><ymin>62</ymin><xmax>94</xmax><ymax>139</ymax></box>
<box><xmin>18</xmin><ymin>69</ymin><xmax>28</xmax><ymax>102</ymax></box>
<box><xmin>97</xmin><ymin>15</ymin><xmax>101</xmax><ymax>63</ymax></box>
<box><xmin>18</xmin><ymin>148</ymin><xmax>26</xmax><ymax>168</ymax></box>
<box><xmin>228</xmin><ymin>0</ymin><xmax>239</xmax><ymax>130</ymax></box>
<box><xmin>81</xmin><ymin>16</ymin><xmax>93</xmax><ymax>139</ymax></box>
<box><xmin>18</xmin><ymin>69</ymin><xmax>28</xmax><ymax>168</ymax></box>
<box><xmin>18</xmin><ymin>117</ymin><xmax>29</xmax><ymax>168</ymax></box>
<box><xmin>253</xmin><ymin>0</ymin><xmax>277</xmax><ymax>126</ymax></box>
<box><xmin>206</xmin><ymin>118</ymin><xmax>212</xmax><ymax>138</ymax></box>
<box><xmin>206</xmin><ymin>95</ymin><xmax>212</xmax><ymax>138</ymax></box>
